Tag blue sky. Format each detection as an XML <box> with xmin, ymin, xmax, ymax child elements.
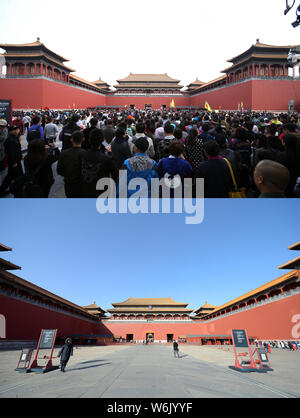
<box><xmin>1</xmin><ymin>199</ymin><xmax>299</xmax><ymax>312</ymax></box>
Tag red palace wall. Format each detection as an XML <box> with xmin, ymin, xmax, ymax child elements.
<box><xmin>0</xmin><ymin>78</ymin><xmax>106</xmax><ymax>110</ymax></box>
<box><xmin>102</xmin><ymin>321</ymin><xmax>203</xmax><ymax>341</ymax></box>
<box><xmin>193</xmin><ymin>294</ymin><xmax>300</xmax><ymax>340</ymax></box>
<box><xmin>105</xmin><ymin>95</ymin><xmax>191</xmax><ymax>110</ymax></box>
<box><xmin>0</xmin><ymin>294</ymin><xmax>112</xmax><ymax>341</ymax></box>
<box><xmin>103</xmin><ymin>294</ymin><xmax>300</xmax><ymax>341</ymax></box>
<box><xmin>1</xmin><ymin>293</ymin><xmax>299</xmax><ymax>343</ymax></box>
<box><xmin>189</xmin><ymin>79</ymin><xmax>300</xmax><ymax>112</ymax></box>
<box><xmin>190</xmin><ymin>81</ymin><xmax>253</xmax><ymax>111</ymax></box>
<box><xmin>1</xmin><ymin>78</ymin><xmax>299</xmax><ymax>111</ymax></box>
<box><xmin>251</xmin><ymin>79</ymin><xmax>300</xmax><ymax>111</ymax></box>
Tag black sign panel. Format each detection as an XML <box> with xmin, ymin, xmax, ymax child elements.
<box><xmin>232</xmin><ymin>329</ymin><xmax>248</xmax><ymax>348</ymax></box>
<box><xmin>0</xmin><ymin>100</ymin><xmax>11</xmax><ymax>124</ymax></box>
<box><xmin>258</xmin><ymin>348</ymin><xmax>268</xmax><ymax>363</ymax></box>
<box><xmin>40</xmin><ymin>330</ymin><xmax>56</xmax><ymax>349</ymax></box>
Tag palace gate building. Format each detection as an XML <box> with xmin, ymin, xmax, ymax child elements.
<box><xmin>0</xmin><ymin>241</ymin><xmax>299</xmax><ymax>348</ymax></box>
<box><xmin>0</xmin><ymin>39</ymin><xmax>299</xmax><ymax>112</ymax></box>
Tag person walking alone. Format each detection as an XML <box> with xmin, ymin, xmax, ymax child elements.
<box><xmin>173</xmin><ymin>340</ymin><xmax>179</xmax><ymax>358</ymax></box>
<box><xmin>57</xmin><ymin>338</ymin><xmax>74</xmax><ymax>372</ymax></box>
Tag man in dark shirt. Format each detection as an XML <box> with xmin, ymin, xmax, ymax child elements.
<box><xmin>82</xmin><ymin>117</ymin><xmax>98</xmax><ymax>150</ymax></box>
<box><xmin>0</xmin><ymin>125</ymin><xmax>23</xmax><ymax>196</ymax></box>
<box><xmin>61</xmin><ymin>115</ymin><xmax>80</xmax><ymax>151</ymax></box>
<box><xmin>173</xmin><ymin>340</ymin><xmax>179</xmax><ymax>358</ymax></box>
<box><xmin>57</xmin><ymin>130</ymin><xmax>86</xmax><ymax>198</ymax></box>
<box><xmin>196</xmin><ymin>140</ymin><xmax>232</xmax><ymax>198</ymax></box>
<box><xmin>102</xmin><ymin>119</ymin><xmax>116</xmax><ymax>144</ymax></box>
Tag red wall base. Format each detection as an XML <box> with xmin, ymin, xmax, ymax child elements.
<box><xmin>106</xmin><ymin>95</ymin><xmax>191</xmax><ymax>110</ymax></box>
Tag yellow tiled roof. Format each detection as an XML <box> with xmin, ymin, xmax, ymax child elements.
<box><xmin>112</xmin><ymin>297</ymin><xmax>188</xmax><ymax>306</ymax></box>
<box><xmin>202</xmin><ymin>270</ymin><xmax>298</xmax><ymax>317</ymax></box>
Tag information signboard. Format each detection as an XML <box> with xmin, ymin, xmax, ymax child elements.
<box><xmin>230</xmin><ymin>329</ymin><xmax>258</xmax><ymax>373</ymax></box>
<box><xmin>0</xmin><ymin>100</ymin><xmax>12</xmax><ymax>125</ymax></box>
<box><xmin>252</xmin><ymin>347</ymin><xmax>273</xmax><ymax>371</ymax></box>
<box><xmin>40</xmin><ymin>329</ymin><xmax>56</xmax><ymax>349</ymax></box>
<box><xmin>29</xmin><ymin>329</ymin><xmax>59</xmax><ymax>373</ymax></box>
<box><xmin>232</xmin><ymin>329</ymin><xmax>249</xmax><ymax>348</ymax></box>
<box><xmin>15</xmin><ymin>348</ymin><xmax>34</xmax><ymax>373</ymax></box>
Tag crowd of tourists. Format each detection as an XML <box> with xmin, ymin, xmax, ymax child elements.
<box><xmin>256</xmin><ymin>340</ymin><xmax>300</xmax><ymax>351</ymax></box>
<box><xmin>0</xmin><ymin>108</ymin><xmax>299</xmax><ymax>198</ymax></box>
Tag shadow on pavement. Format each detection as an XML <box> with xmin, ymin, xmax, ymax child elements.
<box><xmin>79</xmin><ymin>359</ymin><xmax>108</xmax><ymax>364</ymax></box>
<box><xmin>67</xmin><ymin>362</ymin><xmax>111</xmax><ymax>372</ymax></box>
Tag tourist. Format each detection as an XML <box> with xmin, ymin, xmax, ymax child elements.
<box><xmin>129</xmin><ymin>122</ymin><xmax>155</xmax><ymax>158</ymax></box>
<box><xmin>57</xmin><ymin>338</ymin><xmax>74</xmax><ymax>372</ymax></box>
<box><xmin>156</xmin><ymin>123</ymin><xmax>175</xmax><ymax>161</ymax></box>
<box><xmin>174</xmin><ymin>128</ymin><xmax>185</xmax><ymax>144</ymax></box>
<box><xmin>253</xmin><ymin>160</ymin><xmax>290</xmax><ymax>198</ymax></box>
<box><xmin>44</xmin><ymin>117</ymin><xmax>59</xmax><ymax>145</ymax></box>
<box><xmin>173</xmin><ymin>340</ymin><xmax>179</xmax><ymax>358</ymax></box>
<box><xmin>196</xmin><ymin>140</ymin><xmax>232</xmax><ymax>198</ymax></box>
<box><xmin>158</xmin><ymin>141</ymin><xmax>193</xmax><ymax>197</ymax></box>
<box><xmin>184</xmin><ymin>128</ymin><xmax>204</xmax><ymax>171</ymax></box>
<box><xmin>60</xmin><ymin>114</ymin><xmax>81</xmax><ymax>151</ymax></box>
<box><xmin>81</xmin><ymin>129</ymin><xmax>118</xmax><ymax>198</ymax></box>
<box><xmin>253</xmin><ymin>134</ymin><xmax>281</xmax><ymax>168</ymax></box>
<box><xmin>13</xmin><ymin>114</ymin><xmax>24</xmax><ymax>134</ymax></box>
<box><xmin>215</xmin><ymin>134</ymin><xmax>237</xmax><ymax>174</ymax></box>
<box><xmin>82</xmin><ymin>117</ymin><xmax>99</xmax><ymax>150</ymax></box>
<box><xmin>199</xmin><ymin>123</ymin><xmax>215</xmax><ymax>143</ymax></box>
<box><xmin>22</xmin><ymin>114</ymin><xmax>31</xmax><ymax>133</ymax></box>
<box><xmin>229</xmin><ymin>127</ymin><xmax>251</xmax><ymax>168</ymax></box>
<box><xmin>0</xmin><ymin>119</ymin><xmax>8</xmax><ymax>173</ymax></box>
<box><xmin>27</xmin><ymin>116</ymin><xmax>44</xmax><ymax>144</ymax></box>
<box><xmin>110</xmin><ymin>127</ymin><xmax>132</xmax><ymax>170</ymax></box>
<box><xmin>21</xmin><ymin>139</ymin><xmax>60</xmax><ymax>197</ymax></box>
<box><xmin>276</xmin><ymin>134</ymin><xmax>300</xmax><ymax>197</ymax></box>
<box><xmin>57</xmin><ymin>131</ymin><xmax>87</xmax><ymax>198</ymax></box>
<box><xmin>102</xmin><ymin>119</ymin><xmax>116</xmax><ymax>144</ymax></box>
<box><xmin>0</xmin><ymin>125</ymin><xmax>23</xmax><ymax>197</ymax></box>
<box><xmin>118</xmin><ymin>136</ymin><xmax>158</xmax><ymax>198</ymax></box>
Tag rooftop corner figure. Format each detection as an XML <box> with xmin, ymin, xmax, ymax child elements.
<box><xmin>57</xmin><ymin>338</ymin><xmax>73</xmax><ymax>372</ymax></box>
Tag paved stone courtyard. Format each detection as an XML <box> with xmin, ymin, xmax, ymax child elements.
<box><xmin>0</xmin><ymin>344</ymin><xmax>299</xmax><ymax>398</ymax></box>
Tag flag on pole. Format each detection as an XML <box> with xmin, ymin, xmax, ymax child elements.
<box><xmin>205</xmin><ymin>101</ymin><xmax>212</xmax><ymax>112</ymax></box>
<box><xmin>170</xmin><ymin>99</ymin><xmax>175</xmax><ymax>108</ymax></box>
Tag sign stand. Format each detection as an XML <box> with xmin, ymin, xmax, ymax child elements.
<box><xmin>229</xmin><ymin>329</ymin><xmax>260</xmax><ymax>373</ymax></box>
<box><xmin>252</xmin><ymin>347</ymin><xmax>273</xmax><ymax>372</ymax></box>
<box><xmin>15</xmin><ymin>348</ymin><xmax>34</xmax><ymax>373</ymax></box>
<box><xmin>29</xmin><ymin>329</ymin><xmax>59</xmax><ymax>374</ymax></box>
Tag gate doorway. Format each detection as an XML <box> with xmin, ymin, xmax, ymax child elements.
<box><xmin>167</xmin><ymin>334</ymin><xmax>174</xmax><ymax>343</ymax></box>
<box><xmin>146</xmin><ymin>333</ymin><xmax>154</xmax><ymax>343</ymax></box>
<box><xmin>126</xmin><ymin>334</ymin><xmax>134</xmax><ymax>342</ymax></box>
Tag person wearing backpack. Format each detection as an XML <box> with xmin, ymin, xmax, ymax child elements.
<box><xmin>27</xmin><ymin>116</ymin><xmax>44</xmax><ymax>144</ymax></box>
<box><xmin>61</xmin><ymin>115</ymin><xmax>80</xmax><ymax>151</ymax></box>
<box><xmin>157</xmin><ymin>141</ymin><xmax>193</xmax><ymax>198</ymax></box>
<box><xmin>118</xmin><ymin>136</ymin><xmax>158</xmax><ymax>198</ymax></box>
<box><xmin>0</xmin><ymin>125</ymin><xmax>23</xmax><ymax>197</ymax></box>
